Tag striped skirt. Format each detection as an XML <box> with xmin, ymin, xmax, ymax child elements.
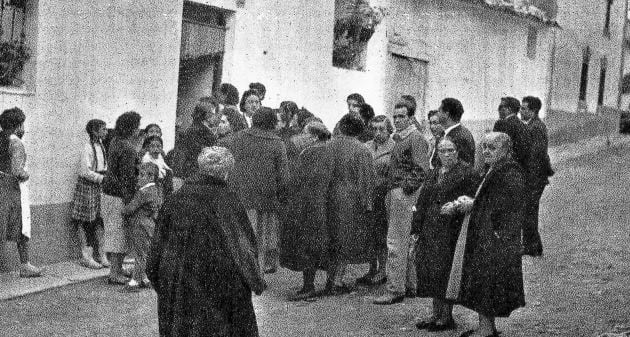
<box><xmin>70</xmin><ymin>177</ymin><xmax>102</xmax><ymax>222</ymax></box>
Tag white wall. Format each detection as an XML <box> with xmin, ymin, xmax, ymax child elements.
<box><xmin>15</xmin><ymin>1</ymin><xmax>183</xmax><ymax>205</ymax></box>
<box><xmin>550</xmin><ymin>0</ymin><xmax>626</xmax><ymax>113</ymax></box>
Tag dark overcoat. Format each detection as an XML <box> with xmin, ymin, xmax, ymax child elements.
<box><xmin>175</xmin><ymin>122</ymin><xmax>217</xmax><ymax>179</ymax></box>
<box><xmin>493</xmin><ymin>116</ymin><xmax>532</xmax><ymax>173</ymax></box>
<box><xmin>412</xmin><ymin>161</ymin><xmax>479</xmax><ymax>298</ymax></box>
<box><xmin>526</xmin><ymin>117</ymin><xmax>554</xmax><ymax>187</ymax></box>
<box><xmin>218</xmin><ymin>128</ymin><xmax>289</xmax><ymax>213</ymax></box>
<box><xmin>279</xmin><ymin>142</ymin><xmax>332</xmax><ymax>271</ymax></box>
<box><xmin>102</xmin><ymin>137</ymin><xmax>140</xmax><ymax>204</ymax></box>
<box><xmin>326</xmin><ymin>135</ymin><xmax>375</xmax><ymax>264</ymax></box>
<box><xmin>147</xmin><ymin>175</ymin><xmax>263</xmax><ymax>337</ymax></box>
<box><xmin>458</xmin><ymin>158</ymin><xmax>527</xmax><ymax>317</ymax></box>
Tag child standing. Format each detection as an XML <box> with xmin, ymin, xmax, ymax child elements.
<box><xmin>141</xmin><ymin>135</ymin><xmax>173</xmax><ymax>200</ymax></box>
<box><xmin>122</xmin><ymin>162</ymin><xmax>161</xmax><ymax>291</ymax></box>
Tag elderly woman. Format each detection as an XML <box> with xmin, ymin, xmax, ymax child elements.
<box><xmin>147</xmin><ymin>146</ymin><xmax>264</xmax><ymax>337</ymax></box>
<box><xmin>411</xmin><ymin>137</ymin><xmax>479</xmax><ymax>332</ymax></box>
<box><xmin>279</xmin><ymin>121</ymin><xmax>333</xmax><ymax>300</ymax></box>
<box><xmin>452</xmin><ymin>132</ymin><xmax>527</xmax><ymax>337</ymax></box>
<box><xmin>326</xmin><ymin>113</ymin><xmax>375</xmax><ymax>294</ymax></box>
<box><xmin>356</xmin><ymin>115</ymin><xmax>394</xmax><ymax>286</ymax></box>
<box><xmin>102</xmin><ymin>111</ymin><xmax>142</xmax><ymax>284</ymax></box>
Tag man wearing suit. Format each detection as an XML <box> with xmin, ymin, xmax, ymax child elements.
<box><xmin>493</xmin><ymin>97</ymin><xmax>532</xmax><ymax>172</ymax></box>
<box><xmin>520</xmin><ymin>96</ymin><xmax>554</xmax><ymax>257</ymax></box>
<box><xmin>437</xmin><ymin>98</ymin><xmax>476</xmax><ymax>166</ymax></box>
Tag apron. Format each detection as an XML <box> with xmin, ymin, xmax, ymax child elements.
<box><xmin>19</xmin><ymin>177</ymin><xmax>31</xmax><ymax>239</ymax></box>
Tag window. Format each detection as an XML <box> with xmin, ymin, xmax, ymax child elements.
<box><xmin>0</xmin><ymin>0</ymin><xmax>29</xmax><ymax>87</ymax></box>
<box><xmin>578</xmin><ymin>47</ymin><xmax>591</xmax><ymax>102</ymax></box>
<box><xmin>597</xmin><ymin>57</ymin><xmax>607</xmax><ymax>105</ymax></box>
<box><xmin>526</xmin><ymin>26</ymin><xmax>537</xmax><ymax>59</ymax></box>
<box><xmin>604</xmin><ymin>0</ymin><xmax>613</xmax><ymax>37</ymax></box>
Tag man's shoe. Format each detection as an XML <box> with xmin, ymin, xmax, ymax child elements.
<box><xmin>79</xmin><ymin>258</ymin><xmax>103</xmax><ymax>270</ymax></box>
<box><xmin>356</xmin><ymin>273</ymin><xmax>375</xmax><ymax>285</ymax></box>
<box><xmin>426</xmin><ymin>320</ymin><xmax>456</xmax><ymax>332</ymax></box>
<box><xmin>107</xmin><ymin>275</ymin><xmax>129</xmax><ymax>285</ymax></box>
<box><xmin>415</xmin><ymin>318</ymin><xmax>437</xmax><ymax>330</ymax></box>
<box><xmin>373</xmin><ymin>292</ymin><xmax>405</xmax><ymax>305</ymax></box>
<box><xmin>19</xmin><ymin>263</ymin><xmax>42</xmax><ymax>278</ymax></box>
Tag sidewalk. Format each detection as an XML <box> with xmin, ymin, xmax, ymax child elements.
<box><xmin>1</xmin><ymin>134</ymin><xmax>628</xmax><ymax>302</ymax></box>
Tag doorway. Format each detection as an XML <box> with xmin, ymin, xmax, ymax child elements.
<box><xmin>384</xmin><ymin>53</ymin><xmax>428</xmax><ymax>130</ymax></box>
<box><xmin>176</xmin><ymin>1</ymin><xmax>227</xmax><ymax>135</ymax></box>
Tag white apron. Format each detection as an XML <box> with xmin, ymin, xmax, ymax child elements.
<box><xmin>19</xmin><ymin>178</ymin><xmax>31</xmax><ymax>239</ymax></box>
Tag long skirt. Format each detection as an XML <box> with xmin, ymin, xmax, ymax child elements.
<box><xmin>0</xmin><ymin>175</ymin><xmax>22</xmax><ymax>242</ymax></box>
<box><xmin>102</xmin><ymin>194</ymin><xmax>127</xmax><ymax>253</ymax></box>
<box><xmin>71</xmin><ymin>177</ymin><xmax>102</xmax><ymax>223</ymax></box>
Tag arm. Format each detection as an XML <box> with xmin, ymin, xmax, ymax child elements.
<box><xmin>410</xmin><ymin>181</ymin><xmax>431</xmax><ymax>235</ymax></box>
<box><xmin>9</xmin><ymin>137</ymin><xmax>28</xmax><ymax>181</ymax></box>
<box><xmin>122</xmin><ymin>189</ymin><xmax>147</xmax><ymax>215</ymax></box>
<box><xmin>78</xmin><ymin>143</ymin><xmax>105</xmax><ymax>183</ymax></box>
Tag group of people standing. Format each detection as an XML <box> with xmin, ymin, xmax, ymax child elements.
<box><xmin>0</xmin><ymin>79</ymin><xmax>554</xmax><ymax>337</ymax></box>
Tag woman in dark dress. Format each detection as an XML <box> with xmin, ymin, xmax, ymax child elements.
<box><xmin>279</xmin><ymin>122</ymin><xmax>332</xmax><ymax>300</ymax></box>
<box><xmin>147</xmin><ymin>146</ymin><xmax>265</xmax><ymax>337</ymax></box>
<box><xmin>412</xmin><ymin>137</ymin><xmax>478</xmax><ymax>332</ymax></box>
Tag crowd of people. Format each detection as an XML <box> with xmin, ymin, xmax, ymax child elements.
<box><xmin>0</xmin><ymin>80</ymin><xmax>554</xmax><ymax>337</ymax></box>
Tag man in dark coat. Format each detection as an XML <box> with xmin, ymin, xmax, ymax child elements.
<box><xmin>520</xmin><ymin>96</ymin><xmax>554</xmax><ymax>257</ymax></box>
<box><xmin>147</xmin><ymin>146</ymin><xmax>264</xmax><ymax>337</ymax></box>
<box><xmin>493</xmin><ymin>97</ymin><xmax>532</xmax><ymax>172</ymax></box>
<box><xmin>455</xmin><ymin>132</ymin><xmax>527</xmax><ymax>337</ymax></box>
<box><xmin>437</xmin><ymin>98</ymin><xmax>476</xmax><ymax>166</ymax></box>
<box><xmin>218</xmin><ymin>108</ymin><xmax>289</xmax><ymax>274</ymax></box>
<box><xmin>174</xmin><ymin>98</ymin><xmax>219</xmax><ymax>179</ymax></box>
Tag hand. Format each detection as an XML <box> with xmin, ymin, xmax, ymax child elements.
<box><xmin>440</xmin><ymin>202</ymin><xmax>456</xmax><ymax>215</ymax></box>
<box><xmin>456</xmin><ymin>196</ymin><xmax>474</xmax><ymax>213</ymax></box>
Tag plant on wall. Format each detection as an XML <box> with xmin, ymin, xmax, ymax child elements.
<box><xmin>333</xmin><ymin>0</ymin><xmax>385</xmax><ymax>71</ymax></box>
<box><xmin>0</xmin><ymin>40</ymin><xmax>30</xmax><ymax>86</ymax></box>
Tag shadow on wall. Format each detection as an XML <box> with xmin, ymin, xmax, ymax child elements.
<box><xmin>545</xmin><ymin>107</ymin><xmax>621</xmax><ymax>146</ymax></box>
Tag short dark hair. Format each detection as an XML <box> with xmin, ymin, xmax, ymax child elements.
<box><xmin>522</xmin><ymin>96</ymin><xmax>542</xmax><ymax>114</ymax></box>
<box><xmin>222</xmin><ymin>106</ymin><xmax>247</xmax><ymax>133</ymax></box>
<box><xmin>86</xmin><ymin>119</ymin><xmax>106</xmax><ymax>142</ymax></box>
<box><xmin>440</xmin><ymin>98</ymin><xmax>464</xmax><ymax>122</ymax></box>
<box><xmin>338</xmin><ymin>113</ymin><xmax>365</xmax><ymax>137</ymax></box>
<box><xmin>295</xmin><ymin>108</ymin><xmax>315</xmax><ymax>130</ymax></box>
<box><xmin>249</xmin><ymin>82</ymin><xmax>266</xmax><ymax>97</ymax></box>
<box><xmin>0</xmin><ymin>107</ymin><xmax>25</xmax><ymax>130</ymax></box>
<box><xmin>192</xmin><ymin>97</ymin><xmax>217</xmax><ymax>124</ymax></box>
<box><xmin>501</xmin><ymin>97</ymin><xmax>521</xmax><ymax>114</ymax></box>
<box><xmin>370</xmin><ymin>115</ymin><xmax>394</xmax><ymax>134</ymax></box>
<box><xmin>240</xmin><ymin>89</ymin><xmax>259</xmax><ymax>113</ymax></box>
<box><xmin>358</xmin><ymin>103</ymin><xmax>375</xmax><ymax>123</ymax></box>
<box><xmin>279</xmin><ymin>101</ymin><xmax>299</xmax><ymax>124</ymax></box>
<box><xmin>143</xmin><ymin>135</ymin><xmax>163</xmax><ymax>149</ymax></box>
<box><xmin>427</xmin><ymin>110</ymin><xmax>439</xmax><ymax>119</ymax></box>
<box><xmin>346</xmin><ymin>93</ymin><xmax>365</xmax><ymax>104</ymax></box>
<box><xmin>252</xmin><ymin>107</ymin><xmax>277</xmax><ymax>130</ymax></box>
<box><xmin>401</xmin><ymin>95</ymin><xmax>417</xmax><ymax>116</ymax></box>
<box><xmin>144</xmin><ymin>123</ymin><xmax>161</xmax><ymax>134</ymax></box>
<box><xmin>219</xmin><ymin>83</ymin><xmax>240</xmax><ymax>106</ymax></box>
<box><xmin>114</xmin><ymin>111</ymin><xmax>141</xmax><ymax>138</ymax></box>
<box><xmin>394</xmin><ymin>102</ymin><xmax>413</xmax><ymax>117</ymax></box>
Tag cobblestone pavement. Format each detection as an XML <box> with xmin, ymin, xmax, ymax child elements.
<box><xmin>1</xmin><ymin>140</ymin><xmax>629</xmax><ymax>337</ymax></box>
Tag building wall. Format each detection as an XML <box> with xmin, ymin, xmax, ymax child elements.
<box><xmin>550</xmin><ymin>0</ymin><xmax>626</xmax><ymax>113</ymax></box>
<box><xmin>1</xmin><ymin>1</ymin><xmax>183</xmax><ymax>268</ymax></box>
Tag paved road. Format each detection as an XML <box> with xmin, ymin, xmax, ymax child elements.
<box><xmin>1</xmin><ymin>142</ymin><xmax>630</xmax><ymax>337</ymax></box>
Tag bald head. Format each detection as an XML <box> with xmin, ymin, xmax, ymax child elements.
<box><xmin>482</xmin><ymin>132</ymin><xmax>512</xmax><ymax>166</ymax></box>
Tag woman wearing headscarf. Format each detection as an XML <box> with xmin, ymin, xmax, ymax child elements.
<box><xmin>279</xmin><ymin>121</ymin><xmax>333</xmax><ymax>300</ymax></box>
<box><xmin>325</xmin><ymin>113</ymin><xmax>375</xmax><ymax>294</ymax></box>
<box><xmin>102</xmin><ymin>111</ymin><xmax>142</xmax><ymax>284</ymax></box>
<box><xmin>450</xmin><ymin>132</ymin><xmax>527</xmax><ymax>337</ymax></box>
<box><xmin>147</xmin><ymin>146</ymin><xmax>264</xmax><ymax>337</ymax></box>
<box><xmin>0</xmin><ymin>107</ymin><xmax>41</xmax><ymax>277</ymax></box>
<box><xmin>412</xmin><ymin>136</ymin><xmax>478</xmax><ymax>332</ymax></box>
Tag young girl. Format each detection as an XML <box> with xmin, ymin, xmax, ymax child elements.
<box><xmin>141</xmin><ymin>135</ymin><xmax>173</xmax><ymax>199</ymax></box>
<box><xmin>71</xmin><ymin>119</ymin><xmax>109</xmax><ymax>269</ymax></box>
<box><xmin>122</xmin><ymin>162</ymin><xmax>161</xmax><ymax>291</ymax></box>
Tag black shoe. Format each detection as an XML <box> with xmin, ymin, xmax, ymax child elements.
<box><xmin>426</xmin><ymin>320</ymin><xmax>455</xmax><ymax>332</ymax></box>
<box><xmin>415</xmin><ymin>319</ymin><xmax>437</xmax><ymax>330</ymax></box>
<box><xmin>356</xmin><ymin>273</ymin><xmax>375</xmax><ymax>285</ymax></box>
<box><xmin>326</xmin><ymin>284</ymin><xmax>352</xmax><ymax>296</ymax></box>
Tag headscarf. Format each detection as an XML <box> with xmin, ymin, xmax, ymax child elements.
<box><xmin>197</xmin><ymin>146</ymin><xmax>235</xmax><ymax>180</ymax></box>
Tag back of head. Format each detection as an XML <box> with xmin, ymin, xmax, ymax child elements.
<box><xmin>219</xmin><ymin>83</ymin><xmax>240</xmax><ymax>106</ymax></box>
<box><xmin>440</xmin><ymin>98</ymin><xmax>464</xmax><ymax>122</ymax></box>
<box><xmin>197</xmin><ymin>146</ymin><xmax>235</xmax><ymax>180</ymax></box>
<box><xmin>0</xmin><ymin>107</ymin><xmax>25</xmax><ymax>131</ymax></box>
<box><xmin>114</xmin><ymin>111</ymin><xmax>141</xmax><ymax>138</ymax></box>
<box><xmin>192</xmin><ymin>97</ymin><xmax>218</xmax><ymax>124</ymax></box>
<box><xmin>296</xmin><ymin>108</ymin><xmax>315</xmax><ymax>130</ymax></box>
<box><xmin>338</xmin><ymin>113</ymin><xmax>365</xmax><ymax>137</ymax></box>
<box><xmin>346</xmin><ymin>93</ymin><xmax>365</xmax><ymax>104</ymax></box>
<box><xmin>279</xmin><ymin>101</ymin><xmax>299</xmax><ymax>124</ymax></box>
<box><xmin>305</xmin><ymin>121</ymin><xmax>331</xmax><ymax>141</ymax></box>
<box><xmin>358</xmin><ymin>103</ymin><xmax>375</xmax><ymax>122</ymax></box>
<box><xmin>501</xmin><ymin>97</ymin><xmax>521</xmax><ymax>115</ymax></box>
<box><xmin>252</xmin><ymin>107</ymin><xmax>278</xmax><ymax>130</ymax></box>
<box><xmin>249</xmin><ymin>82</ymin><xmax>266</xmax><ymax>97</ymax></box>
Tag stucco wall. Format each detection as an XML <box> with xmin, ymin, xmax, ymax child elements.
<box><xmin>550</xmin><ymin>0</ymin><xmax>626</xmax><ymax>113</ymax></box>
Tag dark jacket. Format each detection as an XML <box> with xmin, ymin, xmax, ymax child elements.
<box><xmin>175</xmin><ymin>122</ymin><xmax>217</xmax><ymax>178</ymax></box>
<box><xmin>458</xmin><ymin>158</ymin><xmax>527</xmax><ymax>317</ymax></box>
<box><xmin>147</xmin><ymin>175</ymin><xmax>263</xmax><ymax>337</ymax></box>
<box><xmin>218</xmin><ymin>128</ymin><xmax>289</xmax><ymax>213</ymax></box>
<box><xmin>525</xmin><ymin>117</ymin><xmax>554</xmax><ymax>186</ymax></box>
<box><xmin>493</xmin><ymin>115</ymin><xmax>532</xmax><ymax>173</ymax></box>
<box><xmin>444</xmin><ymin>124</ymin><xmax>476</xmax><ymax>166</ymax></box>
<box><xmin>103</xmin><ymin>137</ymin><xmax>139</xmax><ymax>204</ymax></box>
